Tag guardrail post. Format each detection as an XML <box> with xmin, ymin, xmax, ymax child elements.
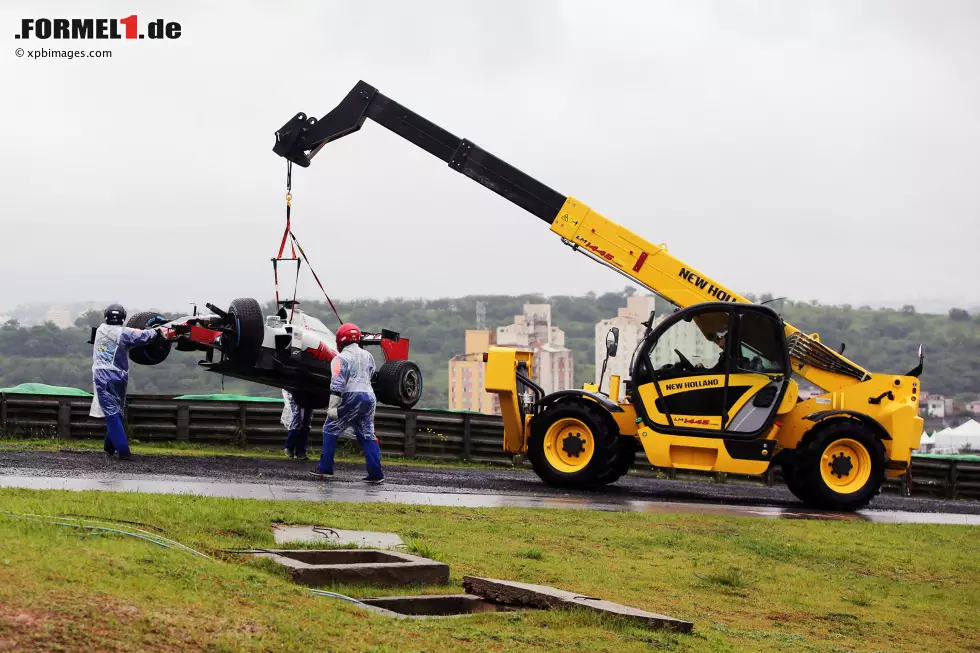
<box><xmin>0</xmin><ymin>394</ymin><xmax>6</xmax><ymax>436</ymax></box>
<box><xmin>57</xmin><ymin>398</ymin><xmax>71</xmax><ymax>439</ymax></box>
<box><xmin>946</xmin><ymin>461</ymin><xmax>959</xmax><ymax>499</ymax></box>
<box><xmin>462</xmin><ymin>414</ymin><xmax>472</xmax><ymax>462</ymax></box>
<box><xmin>238</xmin><ymin>404</ymin><xmax>248</xmax><ymax>445</ymax></box>
<box><xmin>177</xmin><ymin>404</ymin><xmax>190</xmax><ymax>441</ymax></box>
<box><xmin>404</xmin><ymin>413</ymin><xmax>417</xmax><ymax>458</ymax></box>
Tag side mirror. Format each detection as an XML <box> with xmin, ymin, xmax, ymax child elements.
<box><xmin>906</xmin><ymin>344</ymin><xmax>924</xmax><ymax>378</ymax></box>
<box><xmin>606</xmin><ymin>327</ymin><xmax>620</xmax><ymax>358</ymax></box>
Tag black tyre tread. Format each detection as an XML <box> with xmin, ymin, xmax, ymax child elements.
<box><xmin>794</xmin><ymin>420</ymin><xmax>886</xmax><ymax>511</ymax></box>
<box><xmin>546</xmin><ymin>396</ymin><xmax>623</xmax><ymax>485</ymax></box>
<box><xmin>781</xmin><ymin>455</ymin><xmax>813</xmax><ymax>504</ymax></box>
<box><xmin>374</xmin><ymin>360</ymin><xmax>422</xmax><ymax>409</ymax></box>
<box><xmin>125</xmin><ymin>311</ymin><xmax>171</xmax><ymax>366</ymax></box>
<box><xmin>527</xmin><ymin>401</ymin><xmax>615</xmax><ymax>489</ymax></box>
<box><xmin>228</xmin><ymin>298</ymin><xmax>264</xmax><ymax>360</ymax></box>
<box><xmin>595</xmin><ymin>436</ymin><xmax>638</xmax><ymax>485</ymax></box>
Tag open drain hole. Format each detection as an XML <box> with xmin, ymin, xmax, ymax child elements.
<box><xmin>276</xmin><ymin>550</ymin><xmax>403</xmax><ymax>565</ymax></box>
<box><xmin>357</xmin><ymin>594</ymin><xmax>528</xmax><ymax>617</ymax></box>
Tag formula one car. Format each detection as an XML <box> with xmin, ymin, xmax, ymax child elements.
<box><xmin>114</xmin><ymin>298</ymin><xmax>422</xmax><ymax>410</ymax></box>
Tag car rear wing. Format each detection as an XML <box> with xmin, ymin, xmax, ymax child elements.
<box><xmin>360</xmin><ymin>328</ymin><xmax>410</xmax><ymax>362</ymax></box>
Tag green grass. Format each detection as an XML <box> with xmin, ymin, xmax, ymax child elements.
<box><xmin>0</xmin><ymin>437</ymin><xmax>514</xmax><ymax>471</ymax></box>
<box><xmin>0</xmin><ymin>490</ymin><xmax>976</xmax><ymax>652</ymax></box>
<box><xmin>405</xmin><ymin>537</ymin><xmax>438</xmax><ymax>560</ymax></box>
<box><xmin>516</xmin><ymin>548</ymin><xmax>545</xmax><ymax>561</ymax></box>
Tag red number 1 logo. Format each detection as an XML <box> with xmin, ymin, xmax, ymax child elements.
<box><xmin>120</xmin><ymin>15</ymin><xmax>137</xmax><ymax>39</ymax></box>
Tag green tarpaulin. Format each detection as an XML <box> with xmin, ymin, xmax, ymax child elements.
<box><xmin>913</xmin><ymin>453</ymin><xmax>980</xmax><ymax>462</ymax></box>
<box><xmin>173</xmin><ymin>394</ymin><xmax>283</xmax><ymax>403</ymax></box>
<box><xmin>0</xmin><ymin>383</ymin><xmax>92</xmax><ymax>397</ymax></box>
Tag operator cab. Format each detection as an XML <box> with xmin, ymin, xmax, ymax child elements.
<box><xmin>629</xmin><ymin>303</ymin><xmax>790</xmax><ymax>438</ymax></box>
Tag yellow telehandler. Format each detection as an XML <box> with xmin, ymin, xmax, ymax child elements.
<box><xmin>273</xmin><ymin>81</ymin><xmax>924</xmax><ymax>511</ymax></box>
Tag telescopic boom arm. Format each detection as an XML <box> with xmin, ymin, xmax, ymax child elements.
<box><xmin>274</xmin><ymin>80</ymin><xmax>872</xmax><ymax>392</ymax></box>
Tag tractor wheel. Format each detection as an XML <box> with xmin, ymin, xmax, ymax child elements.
<box><xmin>527</xmin><ymin>401</ymin><xmax>616</xmax><ymax>489</ymax></box>
<box><xmin>780</xmin><ymin>453</ymin><xmax>811</xmax><ymax>503</ymax></box>
<box><xmin>227</xmin><ymin>298</ymin><xmax>264</xmax><ymax>363</ymax></box>
<box><xmin>595</xmin><ymin>436</ymin><xmax>638</xmax><ymax>485</ymax></box>
<box><xmin>125</xmin><ymin>312</ymin><xmax>172</xmax><ymax>366</ymax></box>
<box><xmin>793</xmin><ymin>421</ymin><xmax>886</xmax><ymax>511</ymax></box>
<box><xmin>373</xmin><ymin>360</ymin><xmax>423</xmax><ymax>409</ymax></box>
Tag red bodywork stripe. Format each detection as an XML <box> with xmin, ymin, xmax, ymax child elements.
<box><xmin>304</xmin><ymin>342</ymin><xmax>338</xmax><ymax>362</ymax></box>
<box><xmin>189</xmin><ymin>326</ymin><xmax>222</xmax><ymax>346</ymax></box>
<box><xmin>380</xmin><ymin>337</ymin><xmax>410</xmax><ymax>362</ymax></box>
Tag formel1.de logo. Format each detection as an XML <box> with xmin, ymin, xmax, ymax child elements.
<box><xmin>15</xmin><ymin>16</ymin><xmax>181</xmax><ymax>40</ymax></box>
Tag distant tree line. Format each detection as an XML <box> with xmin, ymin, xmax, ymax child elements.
<box><xmin>2</xmin><ymin>291</ymin><xmax>978</xmax><ymax>407</ymax></box>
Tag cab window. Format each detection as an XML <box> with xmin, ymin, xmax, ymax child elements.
<box><xmin>733</xmin><ymin>311</ymin><xmax>785</xmax><ymax>374</ymax></box>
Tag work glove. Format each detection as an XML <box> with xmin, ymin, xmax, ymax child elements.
<box><xmin>326</xmin><ymin>394</ymin><xmax>341</xmax><ymax>421</ymax></box>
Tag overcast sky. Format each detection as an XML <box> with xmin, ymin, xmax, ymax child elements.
<box><xmin>1</xmin><ymin>0</ymin><xmax>977</xmax><ymax>314</ymax></box>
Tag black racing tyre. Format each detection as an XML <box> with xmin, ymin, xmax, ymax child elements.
<box><xmin>292</xmin><ymin>390</ymin><xmax>331</xmax><ymax>410</ymax></box>
<box><xmin>125</xmin><ymin>311</ymin><xmax>171</xmax><ymax>366</ymax></box>
<box><xmin>793</xmin><ymin>420</ymin><xmax>886</xmax><ymax>511</ymax></box>
<box><xmin>527</xmin><ymin>401</ymin><xmax>616</xmax><ymax>489</ymax></box>
<box><xmin>227</xmin><ymin>297</ymin><xmax>264</xmax><ymax>363</ymax></box>
<box><xmin>595</xmin><ymin>436</ymin><xmax>638</xmax><ymax>485</ymax></box>
<box><xmin>373</xmin><ymin>360</ymin><xmax>423</xmax><ymax>409</ymax></box>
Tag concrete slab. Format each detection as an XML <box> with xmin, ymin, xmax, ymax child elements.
<box><xmin>254</xmin><ymin>549</ymin><xmax>449</xmax><ymax>587</ymax></box>
<box><xmin>272</xmin><ymin>524</ymin><xmax>404</xmax><ymax>549</ymax></box>
<box><xmin>463</xmin><ymin>576</ymin><xmax>693</xmax><ymax>633</ymax></box>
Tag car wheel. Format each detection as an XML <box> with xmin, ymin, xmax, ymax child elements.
<box><xmin>373</xmin><ymin>360</ymin><xmax>423</xmax><ymax>409</ymax></box>
<box><xmin>227</xmin><ymin>298</ymin><xmax>264</xmax><ymax>363</ymax></box>
<box><xmin>125</xmin><ymin>312</ymin><xmax>172</xmax><ymax>366</ymax></box>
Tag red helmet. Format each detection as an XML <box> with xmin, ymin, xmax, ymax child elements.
<box><xmin>336</xmin><ymin>323</ymin><xmax>361</xmax><ymax>348</ymax></box>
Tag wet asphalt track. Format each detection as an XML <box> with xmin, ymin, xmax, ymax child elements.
<box><xmin>1</xmin><ymin>450</ymin><xmax>979</xmax><ymax>524</ymax></box>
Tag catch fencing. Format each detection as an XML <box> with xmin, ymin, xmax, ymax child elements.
<box><xmin>2</xmin><ymin>392</ymin><xmax>977</xmax><ymax>500</ymax></box>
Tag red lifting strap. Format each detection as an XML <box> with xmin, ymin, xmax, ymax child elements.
<box><xmin>288</xmin><ymin>230</ymin><xmax>343</xmax><ymax>325</ymax></box>
<box><xmin>271</xmin><ymin>160</ymin><xmax>343</xmax><ymax>325</ymax></box>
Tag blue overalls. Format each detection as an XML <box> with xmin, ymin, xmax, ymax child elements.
<box><xmin>283</xmin><ymin>391</ymin><xmax>312</xmax><ymax>458</ymax></box>
<box><xmin>89</xmin><ymin>323</ymin><xmax>159</xmax><ymax>457</ymax></box>
<box><xmin>316</xmin><ymin>343</ymin><xmax>384</xmax><ymax>479</ymax></box>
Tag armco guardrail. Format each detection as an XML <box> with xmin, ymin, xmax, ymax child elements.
<box><xmin>1</xmin><ymin>392</ymin><xmax>975</xmax><ymax>500</ymax></box>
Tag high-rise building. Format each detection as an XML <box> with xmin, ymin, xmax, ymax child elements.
<box><xmin>448</xmin><ymin>329</ymin><xmax>497</xmax><ymax>414</ymax></box>
<box><xmin>594</xmin><ymin>296</ymin><xmax>656</xmax><ymax>401</ymax></box>
<box><xmin>497</xmin><ymin>304</ymin><xmax>573</xmax><ymax>396</ymax></box>
<box><xmin>448</xmin><ymin>303</ymin><xmax>575</xmax><ymax>413</ymax></box>
<box><xmin>594</xmin><ymin>295</ymin><xmax>712</xmax><ymax>400</ymax></box>
<box><xmin>44</xmin><ymin>307</ymin><xmax>73</xmax><ymax>329</ymax></box>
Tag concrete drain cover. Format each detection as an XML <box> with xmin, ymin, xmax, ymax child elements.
<box><xmin>356</xmin><ymin>594</ymin><xmax>522</xmax><ymax>619</ymax></box>
<box><xmin>253</xmin><ymin>549</ymin><xmax>449</xmax><ymax>587</ymax></box>
<box><xmin>272</xmin><ymin>525</ymin><xmax>404</xmax><ymax>549</ymax></box>
<box><xmin>463</xmin><ymin>576</ymin><xmax>693</xmax><ymax>632</ymax></box>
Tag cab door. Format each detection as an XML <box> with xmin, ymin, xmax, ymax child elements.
<box><xmin>629</xmin><ymin>303</ymin><xmax>790</xmax><ymax>439</ymax></box>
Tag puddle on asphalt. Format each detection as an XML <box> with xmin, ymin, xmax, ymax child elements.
<box><xmin>0</xmin><ymin>474</ymin><xmax>977</xmax><ymax>525</ymax></box>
